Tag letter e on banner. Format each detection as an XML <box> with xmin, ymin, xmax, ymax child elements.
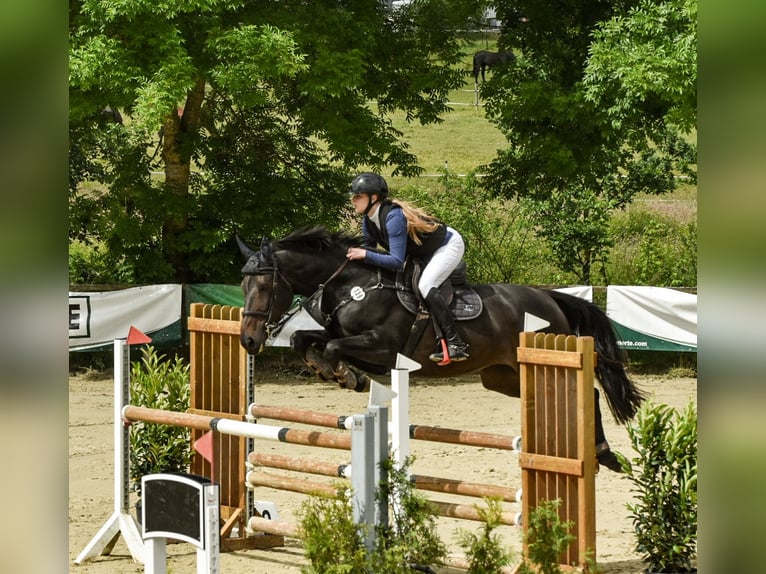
<box><xmin>69</xmin><ymin>295</ymin><xmax>91</xmax><ymax>338</ymax></box>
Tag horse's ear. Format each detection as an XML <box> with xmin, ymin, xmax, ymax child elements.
<box><xmin>236</xmin><ymin>235</ymin><xmax>257</xmax><ymax>260</ymax></box>
<box><xmin>260</xmin><ymin>237</ymin><xmax>272</xmax><ymax>257</ymax></box>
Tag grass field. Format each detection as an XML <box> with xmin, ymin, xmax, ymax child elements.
<box><xmin>380</xmin><ymin>36</ymin><xmax>696</xmax><ymax>226</ymax></box>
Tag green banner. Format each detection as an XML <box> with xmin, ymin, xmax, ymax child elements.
<box><xmin>611</xmin><ymin>321</ymin><xmax>696</xmax><ymax>352</ymax></box>
<box><xmin>186</xmin><ymin>284</ymin><xmax>244</xmax><ymax>307</ymax></box>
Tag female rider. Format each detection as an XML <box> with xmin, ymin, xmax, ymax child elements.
<box><xmin>344</xmin><ymin>172</ymin><xmax>469</xmax><ymax>364</ymax></box>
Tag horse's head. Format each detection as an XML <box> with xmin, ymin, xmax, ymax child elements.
<box><xmin>238</xmin><ymin>236</ymin><xmax>295</xmax><ymax>355</ymax></box>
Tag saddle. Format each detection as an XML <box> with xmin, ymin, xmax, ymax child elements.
<box><xmin>395</xmin><ymin>259</ymin><xmax>483</xmax><ymax>321</ymax></box>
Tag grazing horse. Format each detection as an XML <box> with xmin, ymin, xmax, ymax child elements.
<box><xmin>472</xmin><ymin>50</ymin><xmax>515</xmax><ymax>83</ymax></box>
<box><xmin>238</xmin><ymin>227</ymin><xmax>644</xmax><ymax>471</ymax></box>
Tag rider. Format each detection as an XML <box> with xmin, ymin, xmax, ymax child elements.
<box><xmin>344</xmin><ymin>172</ymin><xmax>470</xmax><ymax>364</ymax></box>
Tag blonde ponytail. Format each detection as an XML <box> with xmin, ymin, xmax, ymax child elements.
<box><xmin>392</xmin><ymin>200</ymin><xmax>441</xmax><ymax>245</ymax></box>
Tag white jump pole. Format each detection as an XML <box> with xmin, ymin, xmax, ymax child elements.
<box><xmin>76</xmin><ymin>338</ymin><xmax>145</xmax><ymax>564</ymax></box>
<box><xmin>391</xmin><ymin>353</ymin><xmax>421</xmax><ymax>471</ymax></box>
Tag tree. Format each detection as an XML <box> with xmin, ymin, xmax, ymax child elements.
<box><xmin>583</xmin><ymin>0</ymin><xmax>697</xmax><ymax>134</ymax></box>
<box><xmin>479</xmin><ymin>0</ymin><xmax>696</xmax><ymax>284</ymax></box>
<box><xmin>69</xmin><ymin>0</ymin><xmax>486</xmax><ymax>283</ymax></box>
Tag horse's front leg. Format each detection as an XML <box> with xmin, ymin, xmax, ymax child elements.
<box><xmin>323</xmin><ymin>331</ymin><xmax>395</xmax><ymax>392</ymax></box>
<box><xmin>290</xmin><ymin>329</ymin><xmax>336</xmax><ymax>381</ymax></box>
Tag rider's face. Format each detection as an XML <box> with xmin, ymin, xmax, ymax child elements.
<box><xmin>351</xmin><ymin>193</ymin><xmax>374</xmax><ymax>214</ymax></box>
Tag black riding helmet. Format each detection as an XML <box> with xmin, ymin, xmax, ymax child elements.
<box><xmin>349</xmin><ymin>172</ymin><xmax>388</xmax><ymax>215</ymax></box>
<box><xmin>349</xmin><ymin>172</ymin><xmax>388</xmax><ymax>200</ymax></box>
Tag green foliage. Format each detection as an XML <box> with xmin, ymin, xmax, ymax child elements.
<box><xmin>455</xmin><ymin>498</ymin><xmax>514</xmax><ymax>573</ymax></box>
<box><xmin>298</xmin><ymin>456</ymin><xmax>446</xmax><ymax>574</ymax></box>
<box><xmin>298</xmin><ymin>488</ymin><xmax>369</xmax><ymax>574</ymax></box>
<box><xmin>396</xmin><ymin>171</ymin><xmax>575</xmax><ymax>285</ymax></box>
<box><xmin>617</xmin><ymin>401</ymin><xmax>697</xmax><ymax>572</ymax></box>
<box><xmin>584</xmin><ymin>0</ymin><xmax>697</xmax><ymax>133</ymax></box>
<box><xmin>69</xmin><ymin>0</ymin><xmax>487</xmax><ymax>283</ymax></box>
<box><xmin>607</xmin><ymin>209</ymin><xmax>697</xmax><ymax>287</ymax></box>
<box><xmin>128</xmin><ymin>346</ymin><xmax>193</xmax><ymax>487</ymax></box>
<box><xmin>374</xmin><ymin>458</ymin><xmax>447</xmax><ymax>571</ymax></box>
<box><xmin>479</xmin><ymin>0</ymin><xmax>696</xmax><ymax>286</ymax></box>
<box><xmin>519</xmin><ymin>186</ymin><xmax>615</xmax><ymax>285</ymax></box>
<box><xmin>517</xmin><ymin>499</ymin><xmax>576</xmax><ymax>574</ymax></box>
<box><xmin>69</xmin><ymin>238</ymin><xmax>134</xmax><ymax>284</ymax></box>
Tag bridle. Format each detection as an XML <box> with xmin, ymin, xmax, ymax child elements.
<box><xmin>241</xmin><ymin>250</ymin><xmax>294</xmax><ymax>339</ymax></box>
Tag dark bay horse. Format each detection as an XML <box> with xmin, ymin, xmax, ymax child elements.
<box><xmin>472</xmin><ymin>50</ymin><xmax>515</xmax><ymax>83</ymax></box>
<box><xmin>238</xmin><ymin>227</ymin><xmax>644</xmax><ymax>471</ymax></box>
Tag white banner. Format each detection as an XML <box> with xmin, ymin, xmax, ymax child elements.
<box><xmin>555</xmin><ymin>285</ymin><xmax>593</xmax><ymax>302</ymax></box>
<box><xmin>606</xmin><ymin>286</ymin><xmax>697</xmax><ymax>351</ymax></box>
<box><xmin>69</xmin><ymin>285</ymin><xmax>182</xmax><ymax>351</ymax></box>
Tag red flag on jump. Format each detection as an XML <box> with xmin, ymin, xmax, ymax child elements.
<box><xmin>194</xmin><ymin>431</ymin><xmax>215</xmax><ymax>482</ymax></box>
<box><xmin>127</xmin><ymin>326</ymin><xmax>152</xmax><ymax>345</ymax></box>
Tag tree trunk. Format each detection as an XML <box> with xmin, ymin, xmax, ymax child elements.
<box><xmin>161</xmin><ymin>77</ymin><xmax>206</xmax><ymax>283</ymax></box>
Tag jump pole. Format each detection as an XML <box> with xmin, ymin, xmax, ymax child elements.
<box><xmin>76</xmin><ymin>333</ymin><xmax>148</xmax><ymax>564</ymax></box>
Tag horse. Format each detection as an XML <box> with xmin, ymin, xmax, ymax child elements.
<box><xmin>238</xmin><ymin>226</ymin><xmax>645</xmax><ymax>472</ymax></box>
<box><xmin>472</xmin><ymin>50</ymin><xmax>515</xmax><ymax>83</ymax></box>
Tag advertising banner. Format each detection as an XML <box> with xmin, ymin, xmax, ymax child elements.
<box><xmin>69</xmin><ymin>285</ymin><xmax>183</xmax><ymax>351</ymax></box>
<box><xmin>606</xmin><ymin>286</ymin><xmax>697</xmax><ymax>352</ymax></box>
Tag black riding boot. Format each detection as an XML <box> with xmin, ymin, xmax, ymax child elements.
<box><xmin>425</xmin><ymin>288</ymin><xmax>469</xmax><ymax>364</ymax></box>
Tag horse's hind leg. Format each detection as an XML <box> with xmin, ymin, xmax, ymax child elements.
<box><xmin>480</xmin><ymin>365</ymin><xmax>623</xmax><ymax>472</ymax></box>
<box><xmin>594</xmin><ymin>388</ymin><xmax>623</xmax><ymax>472</ymax></box>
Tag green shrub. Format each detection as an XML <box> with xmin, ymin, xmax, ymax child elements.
<box><xmin>298</xmin><ymin>456</ymin><xmax>446</xmax><ymax>573</ymax></box>
<box><xmin>617</xmin><ymin>401</ymin><xmax>697</xmax><ymax>572</ymax></box>
<box><xmin>128</xmin><ymin>346</ymin><xmax>193</xmax><ymax>488</ymax></box>
<box><xmin>375</xmin><ymin>458</ymin><xmax>447</xmax><ymax>572</ymax></box>
<box><xmin>607</xmin><ymin>210</ymin><xmax>696</xmax><ymax>287</ymax></box>
<box><xmin>517</xmin><ymin>499</ymin><xmax>576</xmax><ymax>574</ymax></box>
<box><xmin>298</xmin><ymin>487</ymin><xmax>369</xmax><ymax>574</ymax></box>
<box><xmin>455</xmin><ymin>497</ymin><xmax>514</xmax><ymax>573</ymax></box>
<box><xmin>69</xmin><ymin>238</ymin><xmax>134</xmax><ymax>284</ymax></box>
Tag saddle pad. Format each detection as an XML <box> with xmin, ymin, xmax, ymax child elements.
<box><xmin>396</xmin><ymin>286</ymin><xmax>483</xmax><ymax>321</ymax></box>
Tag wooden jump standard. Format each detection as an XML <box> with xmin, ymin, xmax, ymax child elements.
<box><xmin>518</xmin><ymin>332</ymin><xmax>597</xmax><ymax>572</ymax></box>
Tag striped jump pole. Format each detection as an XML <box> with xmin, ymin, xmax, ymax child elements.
<box><xmin>122</xmin><ymin>406</ymin><xmax>353</xmax><ymax>450</ymax></box>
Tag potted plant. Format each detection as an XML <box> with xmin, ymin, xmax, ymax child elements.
<box><xmin>617</xmin><ymin>401</ymin><xmax>697</xmax><ymax>573</ymax></box>
<box><xmin>128</xmin><ymin>346</ymin><xmax>194</xmax><ymax>520</ymax></box>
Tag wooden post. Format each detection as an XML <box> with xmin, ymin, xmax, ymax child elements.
<box><xmin>518</xmin><ymin>333</ymin><xmax>597</xmax><ymax>572</ymax></box>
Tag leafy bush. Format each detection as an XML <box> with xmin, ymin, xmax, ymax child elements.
<box><xmin>607</xmin><ymin>210</ymin><xmax>697</xmax><ymax>287</ymax></box>
<box><xmin>298</xmin><ymin>456</ymin><xmax>446</xmax><ymax>574</ymax></box>
<box><xmin>69</xmin><ymin>238</ymin><xmax>134</xmax><ymax>284</ymax></box>
<box><xmin>128</xmin><ymin>346</ymin><xmax>193</xmax><ymax>488</ymax></box>
<box><xmin>455</xmin><ymin>497</ymin><xmax>515</xmax><ymax>573</ymax></box>
<box><xmin>298</xmin><ymin>487</ymin><xmax>369</xmax><ymax>574</ymax></box>
<box><xmin>517</xmin><ymin>499</ymin><xmax>576</xmax><ymax>574</ymax></box>
<box><xmin>617</xmin><ymin>401</ymin><xmax>697</xmax><ymax>572</ymax></box>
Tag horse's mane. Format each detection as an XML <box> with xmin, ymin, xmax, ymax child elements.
<box><xmin>274</xmin><ymin>226</ymin><xmax>363</xmax><ymax>254</ymax></box>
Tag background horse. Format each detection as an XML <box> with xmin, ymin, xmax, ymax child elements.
<box><xmin>472</xmin><ymin>50</ymin><xmax>515</xmax><ymax>83</ymax></box>
<box><xmin>238</xmin><ymin>227</ymin><xmax>644</xmax><ymax>471</ymax></box>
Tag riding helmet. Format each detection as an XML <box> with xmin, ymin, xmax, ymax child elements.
<box><xmin>349</xmin><ymin>172</ymin><xmax>388</xmax><ymax>200</ymax></box>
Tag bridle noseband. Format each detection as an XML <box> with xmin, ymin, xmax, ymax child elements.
<box><xmin>241</xmin><ymin>251</ymin><xmax>294</xmax><ymax>338</ymax></box>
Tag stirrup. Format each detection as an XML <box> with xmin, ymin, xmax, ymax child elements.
<box><xmin>429</xmin><ymin>339</ymin><xmax>469</xmax><ymax>365</ymax></box>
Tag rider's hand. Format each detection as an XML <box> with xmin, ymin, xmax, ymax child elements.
<box><xmin>346</xmin><ymin>247</ymin><xmax>366</xmax><ymax>261</ymax></box>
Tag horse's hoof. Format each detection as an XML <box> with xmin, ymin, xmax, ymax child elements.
<box><xmin>596</xmin><ymin>447</ymin><xmax>624</xmax><ymax>473</ymax></box>
<box><xmin>304</xmin><ymin>347</ymin><xmax>335</xmax><ymax>381</ymax></box>
<box><xmin>334</xmin><ymin>365</ymin><xmax>358</xmax><ymax>390</ymax></box>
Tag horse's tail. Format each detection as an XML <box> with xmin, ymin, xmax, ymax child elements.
<box><xmin>472</xmin><ymin>52</ymin><xmax>482</xmax><ymax>81</ymax></box>
<box><xmin>548</xmin><ymin>290</ymin><xmax>645</xmax><ymax>424</ymax></box>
